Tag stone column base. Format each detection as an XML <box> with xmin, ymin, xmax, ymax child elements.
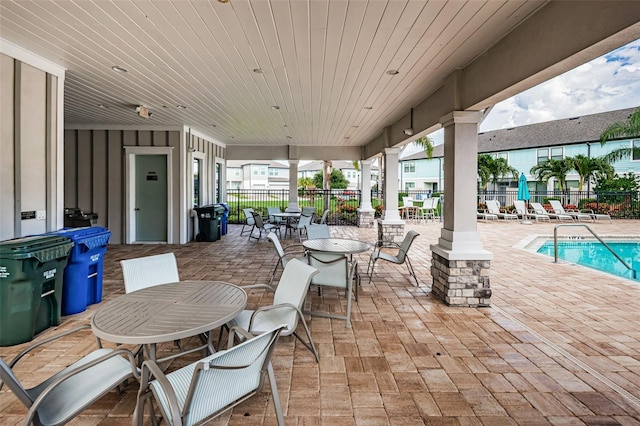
<box><xmin>430</xmin><ymin>252</ymin><xmax>491</xmax><ymax>307</ymax></box>
<box><xmin>377</xmin><ymin>219</ymin><xmax>405</xmax><ymax>244</ymax></box>
<box><xmin>357</xmin><ymin>209</ymin><xmax>375</xmax><ymax>228</ymax></box>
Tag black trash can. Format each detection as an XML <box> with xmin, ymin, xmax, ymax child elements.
<box><xmin>194</xmin><ymin>204</ymin><xmax>225</xmax><ymax>242</ymax></box>
<box><xmin>63</xmin><ymin>207</ymin><xmax>98</xmax><ymax>228</ymax></box>
<box><xmin>0</xmin><ymin>236</ymin><xmax>73</xmax><ymax>346</ymax></box>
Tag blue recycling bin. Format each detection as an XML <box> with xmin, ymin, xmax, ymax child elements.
<box><xmin>218</xmin><ymin>203</ymin><xmax>229</xmax><ymax>236</ymax></box>
<box><xmin>47</xmin><ymin>227</ymin><xmax>111</xmax><ymax>315</ymax></box>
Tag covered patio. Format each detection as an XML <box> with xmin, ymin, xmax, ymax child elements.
<box><xmin>2</xmin><ymin>220</ymin><xmax>639</xmax><ymax>425</ymax></box>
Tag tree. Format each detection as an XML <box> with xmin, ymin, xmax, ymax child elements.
<box><xmin>312</xmin><ymin>169</ymin><xmax>349</xmax><ymax>189</ymax></box>
<box><xmin>594</xmin><ymin>172</ymin><xmax>640</xmax><ymax>193</ymax></box>
<box><xmin>414</xmin><ymin>135</ymin><xmax>434</xmax><ymax>159</ymax></box>
<box><xmin>599</xmin><ymin>108</ymin><xmax>640</xmax><ymax>163</ymax></box>
<box><xmin>530</xmin><ymin>158</ymin><xmax>573</xmax><ymax>191</ymax></box>
<box><xmin>568</xmin><ymin>154</ymin><xmax>614</xmax><ymax>191</ymax></box>
<box><xmin>477</xmin><ymin>154</ymin><xmax>519</xmax><ymax>191</ymax></box>
<box><xmin>297</xmin><ymin>177</ymin><xmax>314</xmax><ymax>189</ymax></box>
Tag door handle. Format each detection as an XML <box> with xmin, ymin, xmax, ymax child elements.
<box><xmin>134</xmin><ymin>208</ymin><xmax>141</xmax><ymax>211</ymax></box>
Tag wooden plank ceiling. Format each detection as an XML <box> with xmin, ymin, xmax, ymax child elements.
<box><xmin>0</xmin><ymin>0</ymin><xmax>546</xmax><ymax>147</ymax></box>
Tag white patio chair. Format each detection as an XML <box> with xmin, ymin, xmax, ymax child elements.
<box><xmin>295</xmin><ymin>214</ymin><xmax>314</xmax><ymax>241</ymax></box>
<box><xmin>305</xmin><ymin>223</ymin><xmax>331</xmax><ymax>240</ymax></box>
<box><xmin>301</xmin><ymin>206</ymin><xmax>316</xmax><ymax>216</ymax></box>
<box><xmin>317</xmin><ymin>209</ymin><xmax>330</xmax><ymax>224</ymax></box>
<box><xmin>240</xmin><ymin>208</ymin><xmax>255</xmax><ymax>235</ymax></box>
<box><xmin>538</xmin><ymin>200</ymin><xmax>574</xmax><ymax>222</ymax></box>
<box><xmin>417</xmin><ymin>198</ymin><xmax>439</xmax><ymax>222</ymax></box>
<box><xmin>120</xmin><ymin>252</ymin><xmax>179</xmax><ymax>293</ymax></box>
<box><xmin>228</xmin><ymin>259</ymin><xmax>320</xmax><ymax>362</ymax></box>
<box><xmin>266</xmin><ymin>233</ymin><xmax>306</xmax><ymax>285</ymax></box>
<box><xmin>367</xmin><ymin>230</ymin><xmax>420</xmax><ymax>286</ymax></box>
<box><xmin>249</xmin><ymin>211</ymin><xmax>280</xmax><ymax>242</ymax></box>
<box><xmin>134</xmin><ymin>325</ymin><xmax>287</xmax><ymax>426</ymax></box>
<box><xmin>306</xmin><ymin>251</ymin><xmax>359</xmax><ymax>328</ymax></box>
<box><xmin>0</xmin><ymin>325</ymin><xmax>138</xmax><ymax>426</ymax></box>
<box><xmin>267</xmin><ymin>206</ymin><xmax>285</xmax><ymax>231</ymax></box>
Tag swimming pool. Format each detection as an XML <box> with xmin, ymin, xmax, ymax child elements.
<box><xmin>536</xmin><ymin>240</ymin><xmax>640</xmax><ymax>282</ymax></box>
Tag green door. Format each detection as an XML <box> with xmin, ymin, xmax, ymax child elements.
<box><xmin>135</xmin><ymin>155</ymin><xmax>167</xmax><ymax>242</ymax></box>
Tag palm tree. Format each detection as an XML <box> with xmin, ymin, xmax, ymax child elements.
<box><xmin>530</xmin><ymin>158</ymin><xmax>573</xmax><ymax>191</ymax></box>
<box><xmin>568</xmin><ymin>154</ymin><xmax>614</xmax><ymax>191</ymax></box>
<box><xmin>414</xmin><ymin>135</ymin><xmax>434</xmax><ymax>158</ymax></box>
<box><xmin>477</xmin><ymin>154</ymin><xmax>519</xmax><ymax>191</ymax></box>
<box><xmin>600</xmin><ymin>108</ymin><xmax>640</xmax><ymax>162</ymax></box>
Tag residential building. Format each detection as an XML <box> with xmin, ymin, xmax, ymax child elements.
<box><xmin>400</xmin><ymin>107</ymin><xmax>640</xmax><ymax>194</ymax></box>
<box><xmin>226</xmin><ymin>160</ymin><xmax>289</xmax><ymax>190</ymax></box>
<box><xmin>298</xmin><ymin>160</ymin><xmax>378</xmax><ymax>190</ymax></box>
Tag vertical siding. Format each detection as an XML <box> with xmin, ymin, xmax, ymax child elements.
<box><xmin>169</xmin><ymin>131</ymin><xmax>181</xmax><ymax>240</ymax></box>
<box><xmin>107</xmin><ymin>131</ymin><xmax>123</xmax><ymax>243</ymax></box>
<box><xmin>0</xmin><ymin>54</ymin><xmax>15</xmax><ymax>240</ymax></box>
<box><xmin>19</xmin><ymin>63</ymin><xmax>47</xmax><ymax>236</ymax></box>
<box><xmin>92</xmin><ymin>130</ymin><xmax>108</xmax><ymax>230</ymax></box>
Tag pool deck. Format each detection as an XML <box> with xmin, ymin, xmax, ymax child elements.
<box><xmin>1</xmin><ymin>219</ymin><xmax>640</xmax><ymax>425</ymax></box>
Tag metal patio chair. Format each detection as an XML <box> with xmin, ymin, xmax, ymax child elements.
<box><xmin>367</xmin><ymin>230</ymin><xmax>420</xmax><ymax>286</ymax></box>
<box><xmin>266</xmin><ymin>233</ymin><xmax>306</xmax><ymax>285</ymax></box>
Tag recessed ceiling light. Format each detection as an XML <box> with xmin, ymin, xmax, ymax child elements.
<box><xmin>111</xmin><ymin>65</ymin><xmax>128</xmax><ymax>73</ymax></box>
<box><xmin>386</xmin><ymin>69</ymin><xmax>399</xmax><ymax>75</ymax></box>
<box><xmin>253</xmin><ymin>68</ymin><xmax>263</xmax><ymax>74</ymax></box>
<box><xmin>286</xmin><ymin>136</ymin><xmax>293</xmax><ymax>139</ymax></box>
<box><xmin>364</xmin><ymin>106</ymin><xmax>373</xmax><ymax>110</ymax></box>
<box><xmin>162</xmin><ymin>105</ymin><xmax>169</xmax><ymax>108</ymax></box>
<box><xmin>209</xmin><ymin>124</ymin><xmax>217</xmax><ymax>127</ymax></box>
<box><xmin>176</xmin><ymin>104</ymin><xmax>187</xmax><ymax>109</ymax></box>
<box><xmin>271</xmin><ymin>105</ymin><xmax>280</xmax><ymax>110</ymax></box>
<box><xmin>218</xmin><ymin>0</ymin><xmax>229</xmax><ymax>3</ymax></box>
<box><xmin>97</xmin><ymin>104</ymin><xmax>107</xmax><ymax>108</ymax></box>
<box><xmin>283</xmin><ymin>124</ymin><xmax>287</xmax><ymax>128</ymax></box>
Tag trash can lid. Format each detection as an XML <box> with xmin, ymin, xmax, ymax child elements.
<box><xmin>46</xmin><ymin>227</ymin><xmax>111</xmax><ymax>249</ymax></box>
<box><xmin>0</xmin><ymin>235</ymin><xmax>74</xmax><ymax>260</ymax></box>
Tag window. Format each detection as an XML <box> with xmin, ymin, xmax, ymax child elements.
<box><xmin>537</xmin><ymin>148</ymin><xmax>549</xmax><ymax>164</ymax></box>
<box><xmin>491</xmin><ymin>153</ymin><xmax>508</xmax><ymax>160</ymax></box>
<box><xmin>405</xmin><ymin>182</ymin><xmax>415</xmax><ymax>190</ymax></box>
<box><xmin>404</xmin><ymin>161</ymin><xmax>415</xmax><ymax>173</ymax></box>
<box><xmin>551</xmin><ymin>147</ymin><xmax>563</xmax><ymax>160</ymax></box>
<box><xmin>633</xmin><ymin>140</ymin><xmax>640</xmax><ymax>161</ymax></box>
<box><xmin>260</xmin><ymin>166</ymin><xmax>267</xmax><ymax>176</ymax></box>
<box><xmin>269</xmin><ymin>168</ymin><xmax>277</xmax><ymax>176</ymax></box>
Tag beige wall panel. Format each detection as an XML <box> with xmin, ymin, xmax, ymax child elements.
<box><xmin>107</xmin><ymin>130</ymin><xmax>123</xmax><ymax>244</ymax></box>
<box><xmin>169</xmin><ymin>130</ymin><xmax>180</xmax><ymax>240</ymax></box>
<box><xmin>138</xmin><ymin>130</ymin><xmax>151</xmax><ymax>146</ymax></box>
<box><xmin>92</xmin><ymin>130</ymin><xmax>107</xmax><ymax>228</ymax></box>
<box><xmin>123</xmin><ymin>130</ymin><xmax>136</xmax><ymax>147</ymax></box>
<box><xmin>46</xmin><ymin>74</ymin><xmax>58</xmax><ymax>231</ymax></box>
<box><xmin>64</xmin><ymin>129</ymin><xmax>78</xmax><ymax>208</ymax></box>
<box><xmin>0</xmin><ymin>54</ymin><xmax>15</xmax><ymax>240</ymax></box>
<box><xmin>76</xmin><ymin>130</ymin><xmax>92</xmax><ymax>212</ymax></box>
<box><xmin>19</xmin><ymin>63</ymin><xmax>47</xmax><ymax>236</ymax></box>
<box><xmin>153</xmin><ymin>130</ymin><xmax>168</xmax><ymax>147</ymax></box>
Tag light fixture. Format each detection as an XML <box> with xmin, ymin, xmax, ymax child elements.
<box><xmin>111</xmin><ymin>65</ymin><xmax>127</xmax><ymax>73</ymax></box>
<box><xmin>271</xmin><ymin>105</ymin><xmax>280</xmax><ymax>110</ymax></box>
<box><xmin>97</xmin><ymin>104</ymin><xmax>107</xmax><ymax>108</ymax></box>
<box><xmin>135</xmin><ymin>105</ymin><xmax>151</xmax><ymax>119</ymax></box>
<box><xmin>209</xmin><ymin>124</ymin><xmax>217</xmax><ymax>127</ymax></box>
<box><xmin>217</xmin><ymin>0</ymin><xmax>229</xmax><ymax>3</ymax></box>
<box><xmin>403</xmin><ymin>107</ymin><xmax>414</xmax><ymax>136</ymax></box>
<box><xmin>386</xmin><ymin>69</ymin><xmax>399</xmax><ymax>75</ymax></box>
<box><xmin>176</xmin><ymin>104</ymin><xmax>187</xmax><ymax>109</ymax></box>
<box><xmin>253</xmin><ymin>68</ymin><xmax>263</xmax><ymax>74</ymax></box>
<box><xmin>286</xmin><ymin>136</ymin><xmax>293</xmax><ymax>140</ymax></box>
<box><xmin>364</xmin><ymin>106</ymin><xmax>373</xmax><ymax>110</ymax></box>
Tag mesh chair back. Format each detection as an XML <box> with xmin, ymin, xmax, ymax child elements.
<box><xmin>305</xmin><ymin>224</ymin><xmax>330</xmax><ymax>240</ymax></box>
<box><xmin>397</xmin><ymin>230</ymin><xmax>419</xmax><ymax>263</ymax></box>
<box><xmin>121</xmin><ymin>253</ymin><xmax>179</xmax><ymax>293</ymax></box>
<box><xmin>243</xmin><ymin>208</ymin><xmax>255</xmax><ymax>225</ymax></box>
<box><xmin>319</xmin><ymin>209</ymin><xmax>330</xmax><ymax>224</ymax></box>
<box><xmin>267</xmin><ymin>207</ymin><xmax>282</xmax><ymax>224</ymax></box>
<box><xmin>266</xmin><ymin>233</ymin><xmax>286</xmax><ymax>265</ymax></box>
<box><xmin>307</xmin><ymin>252</ymin><xmax>349</xmax><ymax>288</ymax></box>
<box><xmin>301</xmin><ymin>206</ymin><xmax>316</xmax><ymax>216</ymax></box>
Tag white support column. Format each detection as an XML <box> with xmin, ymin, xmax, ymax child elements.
<box><xmin>287</xmin><ymin>160</ymin><xmax>300</xmax><ymax>212</ymax></box>
<box><xmin>430</xmin><ymin>111</ymin><xmax>493</xmax><ymax>307</ymax></box>
<box><xmin>382</xmin><ymin>148</ymin><xmax>402</xmax><ymax>223</ymax></box>
<box><xmin>377</xmin><ymin>147</ymin><xmax>404</xmax><ymax>243</ymax></box>
<box><xmin>357</xmin><ymin>160</ymin><xmax>375</xmax><ymax>228</ymax></box>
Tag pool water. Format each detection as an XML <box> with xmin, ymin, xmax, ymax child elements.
<box><xmin>537</xmin><ymin>240</ymin><xmax>640</xmax><ymax>282</ymax></box>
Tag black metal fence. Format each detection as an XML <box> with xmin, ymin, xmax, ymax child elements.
<box><xmin>225</xmin><ymin>188</ymin><xmax>640</xmax><ymax>223</ymax></box>
<box><xmin>226</xmin><ymin>189</ymin><xmax>362</xmax><ymax>225</ymax></box>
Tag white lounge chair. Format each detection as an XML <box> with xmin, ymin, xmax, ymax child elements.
<box><xmin>486</xmin><ymin>199</ymin><xmax>518</xmax><ymax>220</ymax></box>
<box><xmin>528</xmin><ymin>202</ymin><xmax>552</xmax><ymax>222</ymax></box>
<box><xmin>535</xmin><ymin>201</ymin><xmax>574</xmax><ymax>222</ymax></box>
<box><xmin>549</xmin><ymin>200</ymin><xmax>593</xmax><ymax>222</ymax></box>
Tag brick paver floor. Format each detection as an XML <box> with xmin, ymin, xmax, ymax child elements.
<box><xmin>1</xmin><ymin>219</ymin><xmax>639</xmax><ymax>425</ymax></box>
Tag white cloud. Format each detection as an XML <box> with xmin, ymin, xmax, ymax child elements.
<box><xmin>480</xmin><ymin>39</ymin><xmax>640</xmax><ymax>132</ymax></box>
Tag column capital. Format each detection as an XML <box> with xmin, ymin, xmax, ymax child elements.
<box><xmin>288</xmin><ymin>159</ymin><xmax>299</xmax><ymax>165</ymax></box>
<box><xmin>439</xmin><ymin>110</ymin><xmax>482</xmax><ymax>127</ymax></box>
<box><xmin>384</xmin><ymin>147</ymin><xmax>401</xmax><ymax>156</ymax></box>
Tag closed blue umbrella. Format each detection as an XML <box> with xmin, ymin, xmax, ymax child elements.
<box><xmin>517</xmin><ymin>173</ymin><xmax>530</xmax><ymax>201</ymax></box>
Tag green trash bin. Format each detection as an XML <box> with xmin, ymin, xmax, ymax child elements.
<box><xmin>0</xmin><ymin>235</ymin><xmax>73</xmax><ymax>346</ymax></box>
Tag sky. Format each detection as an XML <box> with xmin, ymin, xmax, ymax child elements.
<box><xmin>402</xmin><ymin>38</ymin><xmax>640</xmax><ymax>157</ymax></box>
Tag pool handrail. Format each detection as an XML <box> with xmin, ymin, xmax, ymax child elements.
<box><xmin>553</xmin><ymin>224</ymin><xmax>637</xmax><ymax>279</ymax></box>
